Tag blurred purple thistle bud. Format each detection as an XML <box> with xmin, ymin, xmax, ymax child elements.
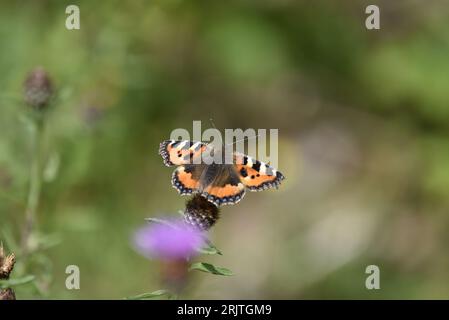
<box><xmin>133</xmin><ymin>219</ymin><xmax>205</xmax><ymax>260</ymax></box>
<box><xmin>23</xmin><ymin>67</ymin><xmax>54</xmax><ymax>110</ymax></box>
<box><xmin>133</xmin><ymin>218</ymin><xmax>206</xmax><ymax>292</ymax></box>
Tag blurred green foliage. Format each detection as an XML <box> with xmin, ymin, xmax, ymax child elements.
<box><xmin>1</xmin><ymin>0</ymin><xmax>449</xmax><ymax>299</ymax></box>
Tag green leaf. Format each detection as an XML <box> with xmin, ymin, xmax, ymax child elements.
<box><xmin>0</xmin><ymin>275</ymin><xmax>35</xmax><ymax>289</ymax></box>
<box><xmin>198</xmin><ymin>242</ymin><xmax>223</xmax><ymax>255</ymax></box>
<box><xmin>189</xmin><ymin>262</ymin><xmax>234</xmax><ymax>276</ymax></box>
<box><xmin>125</xmin><ymin>289</ymin><xmax>171</xmax><ymax>300</ymax></box>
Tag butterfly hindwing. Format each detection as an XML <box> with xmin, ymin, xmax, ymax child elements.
<box><xmin>159</xmin><ymin>140</ymin><xmax>207</xmax><ymax>166</ymax></box>
<box><xmin>201</xmin><ymin>165</ymin><xmax>246</xmax><ymax>206</ymax></box>
<box><xmin>234</xmin><ymin>153</ymin><xmax>285</xmax><ymax>192</ymax></box>
<box><xmin>171</xmin><ymin>164</ymin><xmax>207</xmax><ymax>195</ymax></box>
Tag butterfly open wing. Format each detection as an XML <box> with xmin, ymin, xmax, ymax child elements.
<box><xmin>171</xmin><ymin>164</ymin><xmax>205</xmax><ymax>195</ymax></box>
<box><xmin>200</xmin><ymin>165</ymin><xmax>246</xmax><ymax>206</ymax></box>
<box><xmin>159</xmin><ymin>140</ymin><xmax>207</xmax><ymax>166</ymax></box>
<box><xmin>234</xmin><ymin>153</ymin><xmax>285</xmax><ymax>191</ymax></box>
<box><xmin>160</xmin><ymin>140</ymin><xmax>285</xmax><ymax>207</ymax></box>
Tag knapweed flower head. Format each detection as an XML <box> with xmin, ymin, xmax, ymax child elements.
<box><xmin>184</xmin><ymin>194</ymin><xmax>220</xmax><ymax>230</ymax></box>
<box><xmin>0</xmin><ymin>244</ymin><xmax>15</xmax><ymax>280</ymax></box>
<box><xmin>23</xmin><ymin>67</ymin><xmax>54</xmax><ymax>110</ymax></box>
<box><xmin>0</xmin><ymin>244</ymin><xmax>16</xmax><ymax>300</ymax></box>
<box><xmin>133</xmin><ymin>219</ymin><xmax>205</xmax><ymax>260</ymax></box>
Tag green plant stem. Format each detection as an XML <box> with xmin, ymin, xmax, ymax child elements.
<box><xmin>21</xmin><ymin>117</ymin><xmax>45</xmax><ymax>257</ymax></box>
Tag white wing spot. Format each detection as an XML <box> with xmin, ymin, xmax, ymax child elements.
<box><xmin>178</xmin><ymin>141</ymin><xmax>188</xmax><ymax>149</ymax></box>
<box><xmin>190</xmin><ymin>141</ymin><xmax>201</xmax><ymax>150</ymax></box>
<box><xmin>260</xmin><ymin>163</ymin><xmax>267</xmax><ymax>175</ymax></box>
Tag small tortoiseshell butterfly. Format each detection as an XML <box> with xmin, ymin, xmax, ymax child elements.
<box><xmin>159</xmin><ymin>140</ymin><xmax>285</xmax><ymax>206</ymax></box>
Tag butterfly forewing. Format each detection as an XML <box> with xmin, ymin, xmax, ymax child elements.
<box><xmin>159</xmin><ymin>140</ymin><xmax>207</xmax><ymax>166</ymax></box>
<box><xmin>234</xmin><ymin>153</ymin><xmax>285</xmax><ymax>191</ymax></box>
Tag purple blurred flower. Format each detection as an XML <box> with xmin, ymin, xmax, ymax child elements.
<box><xmin>133</xmin><ymin>219</ymin><xmax>205</xmax><ymax>260</ymax></box>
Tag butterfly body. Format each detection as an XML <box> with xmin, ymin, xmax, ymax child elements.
<box><xmin>159</xmin><ymin>140</ymin><xmax>285</xmax><ymax>206</ymax></box>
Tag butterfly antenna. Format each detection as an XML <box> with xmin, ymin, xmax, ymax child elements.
<box><xmin>207</xmin><ymin>118</ymin><xmax>225</xmax><ymax>148</ymax></box>
<box><xmin>226</xmin><ymin>134</ymin><xmax>260</xmax><ymax>147</ymax></box>
<box><xmin>209</xmin><ymin>118</ymin><xmax>217</xmax><ymax>130</ymax></box>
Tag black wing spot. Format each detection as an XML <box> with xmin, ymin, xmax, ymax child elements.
<box><xmin>252</xmin><ymin>160</ymin><xmax>261</xmax><ymax>172</ymax></box>
<box><xmin>240</xmin><ymin>168</ymin><xmax>248</xmax><ymax>177</ymax></box>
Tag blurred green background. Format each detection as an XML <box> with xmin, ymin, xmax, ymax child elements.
<box><xmin>1</xmin><ymin>0</ymin><xmax>449</xmax><ymax>299</ymax></box>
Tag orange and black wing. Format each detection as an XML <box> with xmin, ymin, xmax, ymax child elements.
<box><xmin>200</xmin><ymin>165</ymin><xmax>246</xmax><ymax>206</ymax></box>
<box><xmin>234</xmin><ymin>153</ymin><xmax>285</xmax><ymax>191</ymax></box>
<box><xmin>159</xmin><ymin>140</ymin><xmax>208</xmax><ymax>166</ymax></box>
<box><xmin>171</xmin><ymin>164</ymin><xmax>207</xmax><ymax>195</ymax></box>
